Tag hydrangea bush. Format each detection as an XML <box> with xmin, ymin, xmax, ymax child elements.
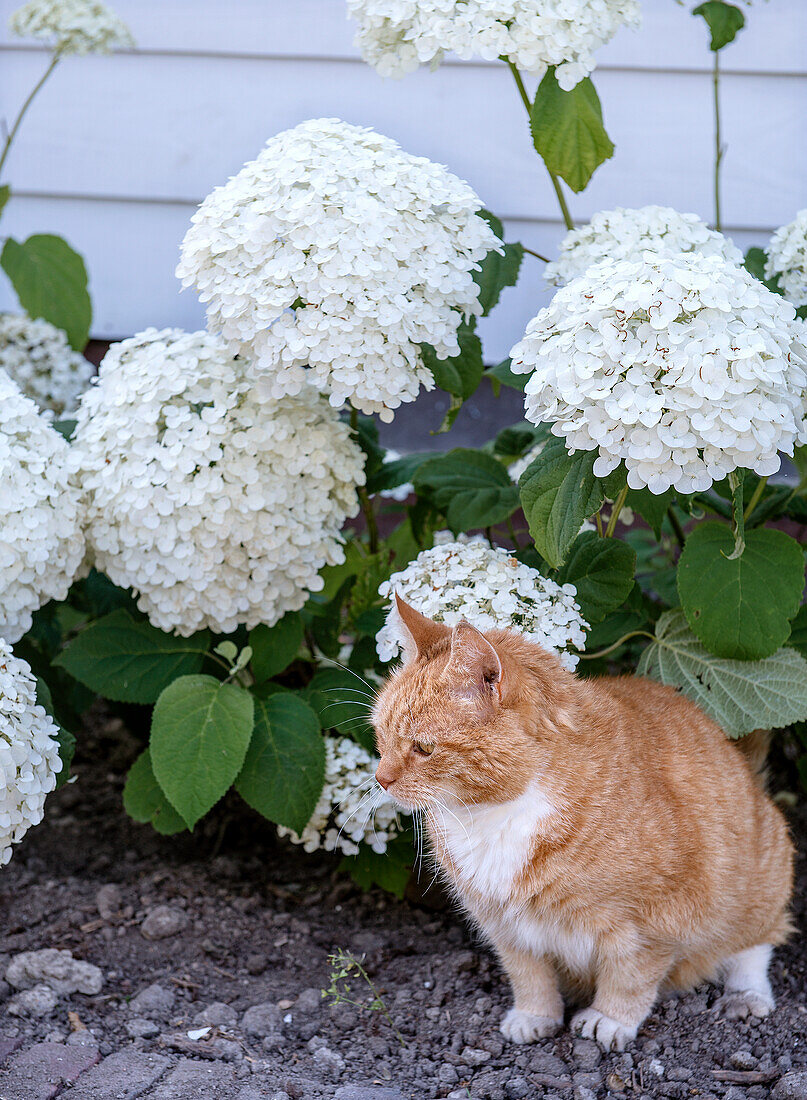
<box><xmin>4</xmin><ymin>0</ymin><xmax>807</xmax><ymax>890</ymax></box>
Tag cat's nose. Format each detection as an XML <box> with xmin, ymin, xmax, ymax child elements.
<box><xmin>375</xmin><ymin>765</ymin><xmax>396</xmax><ymax>790</ymax></box>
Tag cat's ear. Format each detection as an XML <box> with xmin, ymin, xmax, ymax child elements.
<box><xmin>444</xmin><ymin>621</ymin><xmax>504</xmax><ymax>705</ymax></box>
<box><xmin>394</xmin><ymin>593</ymin><xmax>451</xmax><ymax>663</ymax></box>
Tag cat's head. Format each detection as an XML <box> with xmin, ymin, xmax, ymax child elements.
<box><xmin>371</xmin><ymin>594</ymin><xmax>573</xmax><ymax>810</ymax></box>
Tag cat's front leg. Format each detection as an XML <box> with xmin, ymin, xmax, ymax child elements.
<box><xmin>571</xmin><ymin>945</ymin><xmax>673</xmax><ymax>1052</ymax></box>
<box><xmin>494</xmin><ymin>942</ymin><xmax>564</xmax><ymax>1043</ymax></box>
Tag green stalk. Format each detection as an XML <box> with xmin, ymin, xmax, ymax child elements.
<box><xmin>743</xmin><ymin>475</ymin><xmax>768</xmax><ymax>523</ymax></box>
<box><xmin>604</xmin><ymin>485</ymin><xmax>629</xmax><ymax>538</ymax></box>
<box><xmin>578</xmin><ymin>630</ymin><xmax>656</xmax><ymax>661</ymax></box>
<box><xmin>506</xmin><ymin>61</ymin><xmax>574</xmax><ymax>231</ymax></box>
<box><xmin>712</xmin><ymin>49</ymin><xmax>723</xmax><ymax>231</ymax></box>
<box><xmin>0</xmin><ymin>54</ymin><xmax>60</xmax><ymax>183</ymax></box>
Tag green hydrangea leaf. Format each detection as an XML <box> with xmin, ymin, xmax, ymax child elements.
<box><xmin>530</xmin><ymin>69</ymin><xmax>614</xmax><ymax>193</ymax></box>
<box><xmin>638</xmin><ymin>610</ymin><xmax>807</xmax><ymax>736</ymax></box>
<box><xmin>677</xmin><ymin>524</ymin><xmax>804</xmax><ymax>660</ymax></box>
<box><xmin>151</xmin><ymin>675</ymin><xmax>254</xmax><ymax>829</ymax></box>
<box><xmin>235</xmin><ymin>694</ymin><xmax>325</xmax><ymax>834</ymax></box>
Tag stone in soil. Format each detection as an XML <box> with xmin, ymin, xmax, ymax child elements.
<box><xmin>333</xmin><ymin>1089</ymin><xmax>407</xmax><ymax>1100</ymax></box>
<box><xmin>128</xmin><ymin>982</ymin><xmax>176</xmax><ymax>1021</ymax></box>
<box><xmin>6</xmin><ymin>948</ymin><xmax>103</xmax><ymax>995</ymax></box>
<box><xmin>773</xmin><ymin>1072</ymin><xmax>807</xmax><ymax>1100</ymax></box>
<box><xmin>140</xmin><ymin>906</ymin><xmax>189</xmax><ymax>941</ymax></box>
<box><xmin>191</xmin><ymin>1001</ymin><xmax>238</xmax><ymax>1028</ymax></box>
<box><xmin>241</xmin><ymin>1002</ymin><xmax>283</xmax><ymax>1036</ymax></box>
<box><xmin>7</xmin><ymin>983</ymin><xmax>58</xmax><ymax>1017</ymax></box>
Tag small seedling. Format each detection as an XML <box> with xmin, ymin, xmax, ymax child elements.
<box><xmin>322</xmin><ymin>948</ymin><xmax>405</xmax><ymax>1047</ymax></box>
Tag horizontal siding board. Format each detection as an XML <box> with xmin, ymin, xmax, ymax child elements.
<box><xmin>2</xmin><ymin>52</ymin><xmax>805</xmax><ymax>227</ymax></box>
<box><xmin>0</xmin><ymin>195</ymin><xmax>768</xmax><ymax>357</ymax></box>
<box><xmin>1</xmin><ymin>0</ymin><xmax>805</xmax><ymax>74</ymax></box>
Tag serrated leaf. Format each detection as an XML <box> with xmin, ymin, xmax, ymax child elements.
<box><xmin>1</xmin><ymin>233</ymin><xmax>91</xmax><ymax>349</ymax></box>
<box><xmin>474</xmin><ymin>238</ymin><xmax>524</xmax><ymax>316</ymax></box>
<box><xmin>421</xmin><ymin>323</ymin><xmax>484</xmax><ymax>401</ymax></box>
<box><xmin>54</xmin><ymin>610</ymin><xmax>210</xmax><ymax>704</ymax></box>
<box><xmin>638</xmin><ymin>609</ymin><xmax>807</xmax><ymax>736</ymax></box>
<box><xmin>485</xmin><ymin>358</ymin><xmax>527</xmax><ymax>392</ymax></box>
<box><xmin>557</xmin><ymin>531</ymin><xmax>636</xmax><ymax>624</ymax></box>
<box><xmin>530</xmin><ymin>69</ymin><xmax>614</xmax><ymax>193</ymax></box>
<box><xmin>235</xmin><ymin>694</ymin><xmax>325</xmax><ymax>834</ymax></box>
<box><xmin>414</xmin><ymin>448</ymin><xmax>518</xmax><ymax>533</ymax></box>
<box><xmin>123</xmin><ymin>749</ymin><xmax>187</xmax><ymax>835</ymax></box>
<box><xmin>249</xmin><ymin>612</ymin><xmax>304</xmax><ymax>682</ymax></box>
<box><xmin>150</xmin><ymin>675</ymin><xmax>254</xmax><ymax>829</ymax></box>
<box><xmin>519</xmin><ymin>439</ymin><xmax>603</xmax><ymax>568</ymax></box>
<box><xmin>693</xmin><ymin>0</ymin><xmax>745</xmax><ymax>50</ymax></box>
<box><xmin>304</xmin><ymin>668</ymin><xmax>375</xmax><ymax>751</ymax></box>
<box><xmin>677</xmin><ymin>524</ymin><xmax>804</xmax><ymax>659</ymax></box>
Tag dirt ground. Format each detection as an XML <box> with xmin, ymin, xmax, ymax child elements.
<box><xmin>0</xmin><ymin>710</ymin><xmax>805</xmax><ymax>1100</ymax></box>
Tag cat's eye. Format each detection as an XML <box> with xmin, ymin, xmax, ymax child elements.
<box><xmin>413</xmin><ymin>740</ymin><xmax>435</xmax><ymax>757</ymax></box>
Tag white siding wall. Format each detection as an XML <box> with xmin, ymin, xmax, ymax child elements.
<box><xmin>0</xmin><ymin>0</ymin><xmax>805</xmax><ymax>360</ymax></box>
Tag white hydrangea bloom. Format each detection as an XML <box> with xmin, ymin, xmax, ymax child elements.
<box><xmin>177</xmin><ymin>118</ymin><xmax>499</xmax><ymax>423</ymax></box>
<box><xmin>0</xmin><ymin>639</ymin><xmax>62</xmax><ymax>867</ymax></box>
<box><xmin>544</xmin><ymin>206</ymin><xmax>743</xmax><ymax>287</ymax></box>
<box><xmin>0</xmin><ymin>314</ymin><xmax>93</xmax><ymax>417</ymax></box>
<box><xmin>72</xmin><ymin>328</ymin><xmax>364</xmax><ymax>636</ymax></box>
<box><xmin>377</xmin><ymin>532</ymin><xmax>588</xmax><ymax>668</ymax></box>
<box><xmin>511</xmin><ymin>252</ymin><xmax>807</xmax><ymax>495</ymax></box>
<box><xmin>348</xmin><ymin>0</ymin><xmax>640</xmax><ymax>88</ymax></box>
<box><xmin>278</xmin><ymin>736</ymin><xmax>407</xmax><ymax>856</ymax></box>
<box><xmin>9</xmin><ymin>0</ymin><xmax>134</xmax><ymax>54</ymax></box>
<box><xmin>0</xmin><ymin>370</ymin><xmax>86</xmax><ymax>643</ymax></box>
<box><xmin>765</xmin><ymin>210</ymin><xmax>807</xmax><ymax>308</ymax></box>
<box><xmin>508</xmin><ymin>440</ymin><xmax>546</xmax><ymax>483</ymax></box>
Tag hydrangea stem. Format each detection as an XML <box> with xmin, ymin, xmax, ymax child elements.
<box><xmin>712</xmin><ymin>49</ymin><xmax>723</xmax><ymax>232</ymax></box>
<box><xmin>0</xmin><ymin>55</ymin><xmax>60</xmax><ymax>184</ymax></box>
<box><xmin>577</xmin><ymin>629</ymin><xmax>656</xmax><ymax>661</ymax></box>
<box><xmin>506</xmin><ymin>61</ymin><xmax>574</xmax><ymax>232</ymax></box>
<box><xmin>743</xmin><ymin>475</ymin><xmax>768</xmax><ymax>522</ymax></box>
<box><xmin>604</xmin><ymin>485</ymin><xmax>629</xmax><ymax>537</ymax></box>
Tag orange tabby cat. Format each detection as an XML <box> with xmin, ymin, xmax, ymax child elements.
<box><xmin>371</xmin><ymin>595</ymin><xmax>794</xmax><ymax>1051</ymax></box>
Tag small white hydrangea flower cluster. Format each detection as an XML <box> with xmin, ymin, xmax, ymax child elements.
<box><xmin>72</xmin><ymin>328</ymin><xmax>365</xmax><ymax>636</ymax></box>
<box><xmin>9</xmin><ymin>0</ymin><xmax>134</xmax><ymax>54</ymax></box>
<box><xmin>278</xmin><ymin>736</ymin><xmax>407</xmax><ymax>856</ymax></box>
<box><xmin>544</xmin><ymin>206</ymin><xmax>743</xmax><ymax>287</ymax></box>
<box><xmin>0</xmin><ymin>313</ymin><xmax>93</xmax><ymax>417</ymax></box>
<box><xmin>508</xmin><ymin>440</ymin><xmax>546</xmax><ymax>483</ymax></box>
<box><xmin>0</xmin><ymin>370</ymin><xmax>85</xmax><ymax>643</ymax></box>
<box><xmin>511</xmin><ymin>252</ymin><xmax>807</xmax><ymax>495</ymax></box>
<box><xmin>348</xmin><ymin>0</ymin><xmax>640</xmax><ymax>89</ymax></box>
<box><xmin>377</xmin><ymin>532</ymin><xmax>588</xmax><ymax>668</ymax></box>
<box><xmin>177</xmin><ymin>118</ymin><xmax>499</xmax><ymax>422</ymax></box>
<box><xmin>0</xmin><ymin>639</ymin><xmax>62</xmax><ymax>867</ymax></box>
<box><xmin>765</xmin><ymin>210</ymin><xmax>807</xmax><ymax>308</ymax></box>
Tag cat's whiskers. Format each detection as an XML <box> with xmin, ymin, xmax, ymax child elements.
<box><xmin>429</xmin><ymin>787</ymin><xmax>472</xmax><ymax>843</ymax></box>
<box><xmin>317</xmin><ymin>658</ymin><xmax>379</xmax><ymax>697</ymax></box>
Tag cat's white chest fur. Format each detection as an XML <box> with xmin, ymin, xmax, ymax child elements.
<box><xmin>435</xmin><ymin>782</ymin><xmax>554</xmax><ymax>902</ymax></box>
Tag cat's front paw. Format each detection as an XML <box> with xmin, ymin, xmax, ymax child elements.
<box><xmin>713</xmin><ymin>990</ymin><xmax>774</xmax><ymax>1020</ymax></box>
<box><xmin>500</xmin><ymin>1007</ymin><xmax>562</xmax><ymax>1044</ymax></box>
<box><xmin>571</xmin><ymin>1007</ymin><xmax>637</xmax><ymax>1052</ymax></box>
